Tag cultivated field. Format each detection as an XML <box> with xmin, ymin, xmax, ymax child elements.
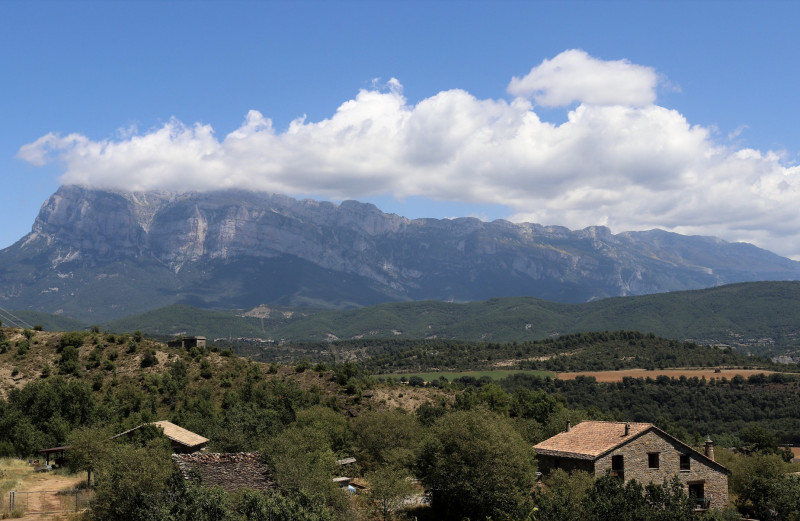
<box><xmin>556</xmin><ymin>368</ymin><xmax>777</xmax><ymax>383</ymax></box>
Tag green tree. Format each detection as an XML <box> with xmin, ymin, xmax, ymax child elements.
<box><xmin>727</xmin><ymin>452</ymin><xmax>800</xmax><ymax>520</ymax></box>
<box><xmin>294</xmin><ymin>406</ymin><xmax>352</xmax><ymax>455</ymax></box>
<box><xmin>580</xmin><ymin>474</ymin><xmax>696</xmax><ymax>521</ymax></box>
<box><xmin>740</xmin><ymin>424</ymin><xmax>781</xmax><ymax>455</ymax></box>
<box><xmin>66</xmin><ymin>425</ymin><xmax>112</xmax><ymax>486</ymax></box>
<box><xmin>58</xmin><ymin>345</ymin><xmax>80</xmax><ymax>375</ymax></box>
<box><xmin>262</xmin><ymin>424</ymin><xmax>351</xmax><ymax>519</ymax></box>
<box><xmin>235</xmin><ymin>488</ymin><xmax>335</xmax><ymax>521</ymax></box>
<box><xmin>533</xmin><ymin>469</ymin><xmax>594</xmax><ymax>521</ymax></box>
<box><xmin>90</xmin><ymin>439</ymin><xmax>173</xmax><ymax>521</ymax></box>
<box><xmin>363</xmin><ymin>465</ymin><xmax>415</xmax><ymax>521</ymax></box>
<box><xmin>352</xmin><ymin>409</ymin><xmax>422</xmax><ymax>471</ymax></box>
<box><xmin>416</xmin><ymin>408</ymin><xmax>536</xmax><ymax>521</ymax></box>
<box><xmin>59</xmin><ymin>331</ymin><xmax>87</xmax><ymax>351</ymax></box>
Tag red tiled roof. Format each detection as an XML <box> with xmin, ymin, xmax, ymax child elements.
<box><xmin>534</xmin><ymin>421</ymin><xmax>652</xmax><ymax>460</ymax></box>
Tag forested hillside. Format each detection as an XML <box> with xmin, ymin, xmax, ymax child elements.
<box><xmin>1</xmin><ymin>324</ymin><xmax>799</xmax><ymax>520</ymax></box>
<box><xmin>239</xmin><ymin>330</ymin><xmax>790</xmax><ymax>373</ymax></box>
<box><xmin>88</xmin><ymin>281</ymin><xmax>800</xmax><ymax>356</ymax></box>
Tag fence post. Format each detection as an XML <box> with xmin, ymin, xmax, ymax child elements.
<box><xmin>9</xmin><ymin>491</ymin><xmax>13</xmax><ymax>513</ymax></box>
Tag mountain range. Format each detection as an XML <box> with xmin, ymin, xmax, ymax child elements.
<box><xmin>1</xmin><ymin>185</ymin><xmax>800</xmax><ymax>323</ymax></box>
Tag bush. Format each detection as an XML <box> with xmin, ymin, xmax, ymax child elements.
<box><xmin>199</xmin><ymin>359</ymin><xmax>213</xmax><ymax>379</ymax></box>
<box><xmin>140</xmin><ymin>349</ymin><xmax>158</xmax><ymax>368</ymax></box>
<box><xmin>59</xmin><ymin>331</ymin><xmax>87</xmax><ymax>352</ymax></box>
<box><xmin>408</xmin><ymin>376</ymin><xmax>425</xmax><ymax>387</ymax></box>
<box><xmin>58</xmin><ymin>345</ymin><xmax>80</xmax><ymax>375</ymax></box>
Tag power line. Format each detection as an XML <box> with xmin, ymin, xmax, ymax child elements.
<box><xmin>0</xmin><ymin>307</ymin><xmax>34</xmax><ymax>330</ymax></box>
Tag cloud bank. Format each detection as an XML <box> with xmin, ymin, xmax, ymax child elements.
<box><xmin>18</xmin><ymin>49</ymin><xmax>800</xmax><ymax>259</ymax></box>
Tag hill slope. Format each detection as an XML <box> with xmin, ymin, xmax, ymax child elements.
<box><xmin>92</xmin><ymin>281</ymin><xmax>800</xmax><ymax>355</ymax></box>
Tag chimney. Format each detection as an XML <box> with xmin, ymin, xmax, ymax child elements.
<box><xmin>624</xmin><ymin>423</ymin><xmax>630</xmax><ymax>436</ymax></box>
<box><xmin>566</xmin><ymin>421</ymin><xmax>571</xmax><ymax>432</ymax></box>
<box><xmin>704</xmin><ymin>438</ymin><xmax>715</xmax><ymax>460</ymax></box>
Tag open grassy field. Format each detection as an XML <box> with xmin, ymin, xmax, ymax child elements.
<box><xmin>398</xmin><ymin>369</ymin><xmax>556</xmax><ymax>382</ymax></box>
<box><xmin>1</xmin><ymin>458</ymin><xmax>31</xmax><ymax>514</ymax></box>
<box><xmin>556</xmin><ymin>368</ymin><xmax>778</xmax><ymax>383</ymax></box>
<box><xmin>397</xmin><ymin>368</ymin><xmax>781</xmax><ymax>384</ymax></box>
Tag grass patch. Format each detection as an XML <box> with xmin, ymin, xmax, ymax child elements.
<box><xmin>0</xmin><ymin>458</ymin><xmax>32</xmax><ymax>515</ymax></box>
<box><xmin>395</xmin><ymin>369</ymin><xmax>555</xmax><ymax>383</ymax></box>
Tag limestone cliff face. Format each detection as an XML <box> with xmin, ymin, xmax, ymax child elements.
<box><xmin>3</xmin><ymin>184</ymin><xmax>800</xmax><ymax>322</ymax></box>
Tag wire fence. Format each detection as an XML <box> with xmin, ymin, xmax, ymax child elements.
<box><xmin>6</xmin><ymin>488</ymin><xmax>94</xmax><ymax>516</ymax></box>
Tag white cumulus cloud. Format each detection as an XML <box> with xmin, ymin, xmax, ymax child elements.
<box><xmin>17</xmin><ymin>51</ymin><xmax>800</xmax><ymax>259</ymax></box>
<box><xmin>508</xmin><ymin>49</ymin><xmax>658</xmax><ymax>107</ymax></box>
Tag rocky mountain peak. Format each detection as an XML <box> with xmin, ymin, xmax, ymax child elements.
<box><xmin>2</xmin><ymin>185</ymin><xmax>799</xmax><ymax>322</ymax></box>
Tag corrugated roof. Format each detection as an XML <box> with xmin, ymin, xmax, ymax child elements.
<box><xmin>153</xmin><ymin>421</ymin><xmax>209</xmax><ymax>448</ymax></box>
<box><xmin>534</xmin><ymin>421</ymin><xmax>652</xmax><ymax>460</ymax></box>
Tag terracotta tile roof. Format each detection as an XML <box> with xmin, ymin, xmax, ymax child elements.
<box><xmin>534</xmin><ymin>421</ymin><xmax>652</xmax><ymax>460</ymax></box>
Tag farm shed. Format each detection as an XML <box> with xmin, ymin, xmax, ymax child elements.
<box><xmin>111</xmin><ymin>420</ymin><xmax>208</xmax><ymax>453</ymax></box>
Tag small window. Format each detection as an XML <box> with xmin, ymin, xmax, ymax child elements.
<box><xmin>611</xmin><ymin>454</ymin><xmax>624</xmax><ymax>480</ymax></box>
<box><xmin>648</xmin><ymin>452</ymin><xmax>660</xmax><ymax>469</ymax></box>
<box><xmin>680</xmin><ymin>454</ymin><xmax>691</xmax><ymax>471</ymax></box>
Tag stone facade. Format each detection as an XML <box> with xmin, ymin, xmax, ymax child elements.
<box><xmin>593</xmin><ymin>430</ymin><xmax>728</xmax><ymax>510</ymax></box>
<box><xmin>172</xmin><ymin>452</ymin><xmax>274</xmax><ymax>492</ymax></box>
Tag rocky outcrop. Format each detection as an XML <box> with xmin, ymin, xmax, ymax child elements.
<box><xmin>1</xmin><ymin>184</ymin><xmax>799</xmax><ymax>322</ymax></box>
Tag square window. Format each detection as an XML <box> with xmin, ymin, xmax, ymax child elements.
<box><xmin>680</xmin><ymin>454</ymin><xmax>691</xmax><ymax>471</ymax></box>
<box><xmin>648</xmin><ymin>452</ymin><xmax>659</xmax><ymax>469</ymax></box>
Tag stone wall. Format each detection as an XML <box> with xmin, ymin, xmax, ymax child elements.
<box><xmin>593</xmin><ymin>431</ymin><xmax>728</xmax><ymax>510</ymax></box>
<box><xmin>172</xmin><ymin>452</ymin><xmax>274</xmax><ymax>492</ymax></box>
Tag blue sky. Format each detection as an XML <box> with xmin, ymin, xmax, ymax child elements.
<box><xmin>2</xmin><ymin>0</ymin><xmax>800</xmax><ymax>258</ymax></box>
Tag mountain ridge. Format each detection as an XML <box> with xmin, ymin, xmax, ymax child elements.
<box><xmin>1</xmin><ymin>185</ymin><xmax>799</xmax><ymax>322</ymax></box>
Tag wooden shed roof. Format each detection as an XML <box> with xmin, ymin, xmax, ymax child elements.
<box><xmin>112</xmin><ymin>420</ymin><xmax>208</xmax><ymax>449</ymax></box>
<box><xmin>153</xmin><ymin>421</ymin><xmax>209</xmax><ymax>448</ymax></box>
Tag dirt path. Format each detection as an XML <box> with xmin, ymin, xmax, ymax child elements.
<box><xmin>11</xmin><ymin>471</ymin><xmax>85</xmax><ymax>520</ymax></box>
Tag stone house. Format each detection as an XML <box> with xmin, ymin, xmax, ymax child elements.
<box><xmin>167</xmin><ymin>336</ymin><xmax>207</xmax><ymax>349</ymax></box>
<box><xmin>534</xmin><ymin>421</ymin><xmax>730</xmax><ymax>511</ymax></box>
